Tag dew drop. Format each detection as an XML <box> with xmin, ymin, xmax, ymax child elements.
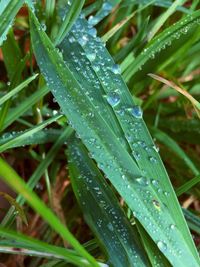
<box><xmin>111</xmin><ymin>64</ymin><xmax>121</xmax><ymax>74</ymax></box>
<box><xmin>102</xmin><ymin>2</ymin><xmax>112</xmax><ymax>11</ymax></box>
<box><xmin>152</xmin><ymin>199</ymin><xmax>160</xmax><ymax>210</ymax></box>
<box><xmin>152</xmin><ymin>179</ymin><xmax>159</xmax><ymax>187</ymax></box>
<box><xmin>149</xmin><ymin>156</ymin><xmax>157</xmax><ymax>163</ymax></box>
<box><xmin>107</xmin><ymin>222</ymin><xmax>114</xmax><ymax>231</ymax></box>
<box><xmin>130</xmin><ymin>106</ymin><xmax>143</xmax><ymax>119</ymax></box>
<box><xmin>157</xmin><ymin>241</ymin><xmax>167</xmax><ymax>252</ymax></box>
<box><xmin>86</xmin><ymin>52</ymin><xmax>96</xmax><ymax>61</ymax></box>
<box><xmin>106</xmin><ymin>92</ymin><xmax>120</xmax><ymax>107</ymax></box>
<box><xmin>78</xmin><ymin>35</ymin><xmax>88</xmax><ymax>46</ymax></box>
<box><xmin>88</xmin><ymin>15</ymin><xmax>98</xmax><ymax>25</ymax></box>
<box><xmin>88</xmin><ymin>27</ymin><xmax>97</xmax><ymax>37</ymax></box>
<box><xmin>170</xmin><ymin>224</ymin><xmax>176</xmax><ymax>230</ymax></box>
<box><xmin>136</xmin><ymin>177</ymin><xmax>149</xmax><ymax>186</ymax></box>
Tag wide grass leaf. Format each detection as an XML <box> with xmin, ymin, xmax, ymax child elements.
<box><xmin>68</xmin><ymin>137</ymin><xmax>149</xmax><ymax>267</ymax></box>
<box><xmin>29</xmin><ymin>9</ymin><xmax>200</xmax><ymax>267</ymax></box>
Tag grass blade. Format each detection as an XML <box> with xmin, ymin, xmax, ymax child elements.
<box><xmin>123</xmin><ymin>9</ymin><xmax>200</xmax><ymax>81</ymax></box>
<box><xmin>0</xmin><ymin>0</ymin><xmax>24</xmax><ymax>45</ymax></box>
<box><xmin>0</xmin><ymin>157</ymin><xmax>99</xmax><ymax>267</ymax></box>
<box><xmin>1</xmin><ymin>126</ymin><xmax>73</xmax><ymax>227</ymax></box>
<box><xmin>54</xmin><ymin>0</ymin><xmax>85</xmax><ymax>45</ymax></box>
<box><xmin>29</xmin><ymin>8</ymin><xmax>200</xmax><ymax>267</ymax></box>
<box><xmin>0</xmin><ymin>74</ymin><xmax>38</xmax><ymax>106</ymax></box>
<box><xmin>68</xmin><ymin>137</ymin><xmax>149</xmax><ymax>267</ymax></box>
<box><xmin>0</xmin><ymin>114</ymin><xmax>63</xmax><ymax>153</ymax></box>
<box><xmin>148</xmin><ymin>0</ymin><xmax>187</xmax><ymax>41</ymax></box>
<box><xmin>176</xmin><ymin>175</ymin><xmax>200</xmax><ymax>197</ymax></box>
<box><xmin>0</xmin><ymin>227</ymin><xmax>97</xmax><ymax>266</ymax></box>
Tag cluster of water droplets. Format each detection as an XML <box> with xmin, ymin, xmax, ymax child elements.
<box><xmin>33</xmin><ymin>9</ymin><xmax>191</xmax><ymax>263</ymax></box>
<box><xmin>87</xmin><ymin>1</ymin><xmax>113</xmax><ymax>26</ymax></box>
<box><xmin>136</xmin><ymin>14</ymin><xmax>200</xmax><ymax>73</ymax></box>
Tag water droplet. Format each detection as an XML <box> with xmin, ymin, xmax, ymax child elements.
<box><xmin>152</xmin><ymin>199</ymin><xmax>160</xmax><ymax>210</ymax></box>
<box><xmin>163</xmin><ymin>191</ymin><xmax>169</xmax><ymax>196</ymax></box>
<box><xmin>170</xmin><ymin>224</ymin><xmax>176</xmax><ymax>230</ymax></box>
<box><xmin>102</xmin><ymin>2</ymin><xmax>112</xmax><ymax>11</ymax></box>
<box><xmin>107</xmin><ymin>222</ymin><xmax>114</xmax><ymax>231</ymax></box>
<box><xmin>149</xmin><ymin>156</ymin><xmax>157</xmax><ymax>163</ymax></box>
<box><xmin>88</xmin><ymin>15</ymin><xmax>98</xmax><ymax>25</ymax></box>
<box><xmin>157</xmin><ymin>241</ymin><xmax>167</xmax><ymax>252</ymax></box>
<box><xmin>69</xmin><ymin>36</ymin><xmax>75</xmax><ymax>43</ymax></box>
<box><xmin>86</xmin><ymin>52</ymin><xmax>96</xmax><ymax>61</ymax></box>
<box><xmin>93</xmin><ymin>64</ymin><xmax>100</xmax><ymax>72</ymax></box>
<box><xmin>106</xmin><ymin>92</ymin><xmax>120</xmax><ymax>106</ymax></box>
<box><xmin>130</xmin><ymin>106</ymin><xmax>143</xmax><ymax>119</ymax></box>
<box><xmin>88</xmin><ymin>27</ymin><xmax>97</xmax><ymax>37</ymax></box>
<box><xmin>136</xmin><ymin>177</ymin><xmax>149</xmax><ymax>186</ymax></box>
<box><xmin>152</xmin><ymin>179</ymin><xmax>159</xmax><ymax>187</ymax></box>
<box><xmin>78</xmin><ymin>35</ymin><xmax>88</xmax><ymax>46</ymax></box>
<box><xmin>111</xmin><ymin>64</ymin><xmax>121</xmax><ymax>74</ymax></box>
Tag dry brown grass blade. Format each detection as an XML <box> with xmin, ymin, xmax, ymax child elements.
<box><xmin>148</xmin><ymin>73</ymin><xmax>200</xmax><ymax>118</ymax></box>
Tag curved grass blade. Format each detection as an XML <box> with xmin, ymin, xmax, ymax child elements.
<box><xmin>149</xmin><ymin>73</ymin><xmax>200</xmax><ymax>117</ymax></box>
<box><xmin>123</xmin><ymin>9</ymin><xmax>200</xmax><ymax>81</ymax></box>
<box><xmin>176</xmin><ymin>175</ymin><xmax>200</xmax><ymax>197</ymax></box>
<box><xmin>148</xmin><ymin>0</ymin><xmax>187</xmax><ymax>41</ymax></box>
<box><xmin>1</xmin><ymin>126</ymin><xmax>73</xmax><ymax>227</ymax></box>
<box><xmin>2</xmin><ymin>85</ymin><xmax>49</xmax><ymax>131</ymax></box>
<box><xmin>150</xmin><ymin>127</ymin><xmax>199</xmax><ymax>176</ymax></box>
<box><xmin>29</xmin><ymin>10</ymin><xmax>200</xmax><ymax>266</ymax></box>
<box><xmin>0</xmin><ymin>0</ymin><xmax>24</xmax><ymax>46</ymax></box>
<box><xmin>0</xmin><ymin>128</ymin><xmax>62</xmax><ymax>148</ymax></box>
<box><xmin>0</xmin><ymin>74</ymin><xmax>38</xmax><ymax>106</ymax></box>
<box><xmin>0</xmin><ymin>227</ymin><xmax>99</xmax><ymax>266</ymax></box>
<box><xmin>183</xmin><ymin>209</ymin><xmax>200</xmax><ymax>235</ymax></box>
<box><xmin>68</xmin><ymin>137</ymin><xmax>149</xmax><ymax>267</ymax></box>
<box><xmin>0</xmin><ymin>157</ymin><xmax>99</xmax><ymax>267</ymax></box>
<box><xmin>0</xmin><ymin>114</ymin><xmax>63</xmax><ymax>153</ymax></box>
<box><xmin>0</xmin><ymin>192</ymin><xmax>27</xmax><ymax>226</ymax></box>
<box><xmin>61</xmin><ymin>13</ymin><xmax>200</xmax><ymax>264</ymax></box>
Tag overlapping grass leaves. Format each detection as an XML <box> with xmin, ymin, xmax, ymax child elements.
<box><xmin>29</xmin><ymin>6</ymin><xmax>200</xmax><ymax>267</ymax></box>
<box><xmin>68</xmin><ymin>137</ymin><xmax>149</xmax><ymax>267</ymax></box>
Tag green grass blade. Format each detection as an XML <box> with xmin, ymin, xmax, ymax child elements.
<box><xmin>0</xmin><ymin>74</ymin><xmax>38</xmax><ymax>106</ymax></box>
<box><xmin>136</xmin><ymin>221</ymin><xmax>171</xmax><ymax>267</ymax></box>
<box><xmin>0</xmin><ymin>114</ymin><xmax>62</xmax><ymax>153</ymax></box>
<box><xmin>1</xmin><ymin>126</ymin><xmax>73</xmax><ymax>227</ymax></box>
<box><xmin>148</xmin><ymin>0</ymin><xmax>187</xmax><ymax>41</ymax></box>
<box><xmin>151</xmin><ymin>127</ymin><xmax>199</xmax><ymax>176</ymax></box>
<box><xmin>0</xmin><ymin>0</ymin><xmax>24</xmax><ymax>46</ymax></box>
<box><xmin>1</xmin><ymin>30</ymin><xmax>22</xmax><ymax>79</ymax></box>
<box><xmin>183</xmin><ymin>209</ymin><xmax>200</xmax><ymax>235</ymax></box>
<box><xmin>123</xmin><ymin>9</ymin><xmax>200</xmax><ymax>81</ymax></box>
<box><xmin>0</xmin><ymin>128</ymin><xmax>62</xmax><ymax>148</ymax></box>
<box><xmin>0</xmin><ymin>157</ymin><xmax>99</xmax><ymax>267</ymax></box>
<box><xmin>176</xmin><ymin>175</ymin><xmax>200</xmax><ymax>197</ymax></box>
<box><xmin>0</xmin><ymin>227</ymin><xmax>96</xmax><ymax>266</ymax></box>
<box><xmin>68</xmin><ymin>137</ymin><xmax>149</xmax><ymax>267</ymax></box>
<box><xmin>54</xmin><ymin>0</ymin><xmax>85</xmax><ymax>45</ymax></box>
<box><xmin>29</xmin><ymin>10</ymin><xmax>200</xmax><ymax>266</ymax></box>
<box><xmin>2</xmin><ymin>85</ymin><xmax>49</xmax><ymax>131</ymax></box>
<box><xmin>87</xmin><ymin>0</ymin><xmax>120</xmax><ymax>26</ymax></box>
